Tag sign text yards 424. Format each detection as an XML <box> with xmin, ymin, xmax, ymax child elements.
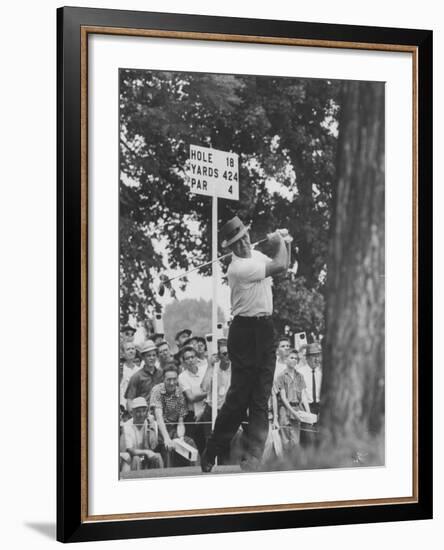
<box><xmin>187</xmin><ymin>145</ymin><xmax>239</xmax><ymax>200</ymax></box>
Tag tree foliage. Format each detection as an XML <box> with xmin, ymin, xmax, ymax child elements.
<box><xmin>162</xmin><ymin>299</ymin><xmax>226</xmax><ymax>349</ymax></box>
<box><xmin>119</xmin><ymin>69</ymin><xmax>340</xmax><ymax>334</ymax></box>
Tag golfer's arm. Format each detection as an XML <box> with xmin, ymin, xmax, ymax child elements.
<box><xmin>265</xmin><ymin>235</ymin><xmax>288</xmax><ymax>277</ymax></box>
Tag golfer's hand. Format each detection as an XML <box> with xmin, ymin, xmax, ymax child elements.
<box><xmin>267</xmin><ymin>231</ymin><xmax>284</xmax><ymax>246</ymax></box>
<box><xmin>277</xmin><ymin>228</ymin><xmax>293</xmax><ymax>243</ymax></box>
<box><xmin>164</xmin><ymin>437</ymin><xmax>175</xmax><ymax>451</ymax></box>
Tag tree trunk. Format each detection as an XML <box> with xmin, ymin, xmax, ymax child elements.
<box><xmin>320</xmin><ymin>81</ymin><xmax>385</xmax><ymax>455</ymax></box>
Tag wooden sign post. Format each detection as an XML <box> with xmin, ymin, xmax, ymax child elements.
<box><xmin>187</xmin><ymin>144</ymin><xmax>239</xmax><ymax>429</ymax></box>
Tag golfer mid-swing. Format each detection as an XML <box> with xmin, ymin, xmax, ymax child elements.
<box><xmin>202</xmin><ymin>216</ymin><xmax>289</xmax><ymax>472</ymax></box>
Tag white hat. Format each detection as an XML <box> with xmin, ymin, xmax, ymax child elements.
<box><xmin>138</xmin><ymin>340</ymin><xmax>157</xmax><ymax>354</ymax></box>
<box><xmin>132</xmin><ymin>397</ymin><xmax>148</xmax><ymax>409</ymax></box>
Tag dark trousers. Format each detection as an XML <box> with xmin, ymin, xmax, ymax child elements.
<box><xmin>200</xmin><ymin>403</ymin><xmax>231</xmax><ymax>464</ymax></box>
<box><xmin>206</xmin><ymin>316</ymin><xmax>275</xmax><ymax>461</ymax></box>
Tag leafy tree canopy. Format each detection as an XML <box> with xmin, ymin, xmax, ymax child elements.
<box><xmin>119</xmin><ymin>69</ymin><xmax>340</xmax><ymax>335</ymax></box>
<box><xmin>162</xmin><ymin>298</ymin><xmax>226</xmax><ymax>349</ymax></box>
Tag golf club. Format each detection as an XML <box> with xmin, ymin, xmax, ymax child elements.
<box><xmin>157</xmin><ymin>230</ymin><xmax>293</xmax><ymax>297</ymax></box>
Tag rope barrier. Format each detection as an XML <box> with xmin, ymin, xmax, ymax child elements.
<box><xmin>158</xmin><ymin>420</ymin><xmax>318</xmax><ymax>431</ymax></box>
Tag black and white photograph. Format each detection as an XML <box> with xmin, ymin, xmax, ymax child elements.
<box><xmin>118</xmin><ymin>68</ymin><xmax>385</xmax><ymax>479</ymax></box>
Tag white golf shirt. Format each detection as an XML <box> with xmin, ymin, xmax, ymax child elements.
<box><xmin>228</xmin><ymin>250</ymin><xmax>272</xmax><ymax>317</ymax></box>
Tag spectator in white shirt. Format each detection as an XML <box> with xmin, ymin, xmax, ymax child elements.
<box><xmin>297</xmin><ymin>343</ymin><xmax>322</xmax><ymax>415</ymax></box>
<box><xmin>275</xmin><ymin>337</ymin><xmax>291</xmax><ymax>380</ymax></box>
<box><xmin>120</xmin><ymin>341</ymin><xmax>141</xmax><ymax>410</ymax></box>
<box><xmin>298</xmin><ymin>342</ymin><xmax>322</xmax><ymax>449</ymax></box>
<box><xmin>120</xmin><ymin>397</ymin><xmax>163</xmax><ymax>473</ymax></box>
<box><xmin>271</xmin><ymin>336</ymin><xmax>292</xmax><ymax>428</ymax></box>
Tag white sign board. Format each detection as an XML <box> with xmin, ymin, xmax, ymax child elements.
<box><xmin>187</xmin><ymin>145</ymin><xmax>239</xmax><ymax>200</ymax></box>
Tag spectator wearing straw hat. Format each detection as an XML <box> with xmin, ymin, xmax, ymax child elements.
<box><xmin>125</xmin><ymin>340</ymin><xmax>163</xmax><ymax>412</ymax></box>
<box><xmin>120</xmin><ymin>396</ymin><xmax>163</xmax><ymax>473</ymax></box>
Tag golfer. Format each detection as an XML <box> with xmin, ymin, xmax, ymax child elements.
<box><xmin>202</xmin><ymin>216</ymin><xmax>289</xmax><ymax>472</ymax></box>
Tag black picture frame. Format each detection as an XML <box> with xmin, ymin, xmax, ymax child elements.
<box><xmin>57</xmin><ymin>6</ymin><xmax>433</xmax><ymax>543</ymax></box>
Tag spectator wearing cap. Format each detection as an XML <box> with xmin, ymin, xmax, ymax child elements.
<box><xmin>124</xmin><ymin>340</ymin><xmax>164</xmax><ymax>412</ymax></box>
<box><xmin>175</xmin><ymin>328</ymin><xmax>192</xmax><ymax>348</ymax></box>
<box><xmin>274</xmin><ymin>349</ymin><xmax>311</xmax><ymax>451</ymax></box>
<box><xmin>150</xmin><ymin>364</ymin><xmax>196</xmax><ymax>467</ymax></box>
<box><xmin>199</xmin><ymin>338</ymin><xmax>232</xmax><ymax>462</ymax></box>
<box><xmin>151</xmin><ymin>333</ymin><xmax>165</xmax><ymax>347</ymax></box>
<box><xmin>178</xmin><ymin>346</ymin><xmax>207</xmax><ymax>455</ymax></box>
<box><xmin>120</xmin><ymin>340</ymin><xmax>142</xmax><ymax>410</ymax></box>
<box><xmin>182</xmin><ymin>336</ymin><xmax>198</xmax><ymax>351</ymax></box>
<box><xmin>120</xmin><ymin>397</ymin><xmax>163</xmax><ymax>473</ymax></box>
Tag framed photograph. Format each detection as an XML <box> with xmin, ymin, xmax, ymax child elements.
<box><xmin>57</xmin><ymin>6</ymin><xmax>432</xmax><ymax>543</ymax></box>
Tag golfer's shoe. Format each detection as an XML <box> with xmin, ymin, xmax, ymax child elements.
<box><xmin>200</xmin><ymin>449</ymin><xmax>214</xmax><ymax>473</ymax></box>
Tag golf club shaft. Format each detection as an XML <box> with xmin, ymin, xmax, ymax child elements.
<box><xmin>161</xmin><ymin>237</ymin><xmax>269</xmax><ymax>288</ymax></box>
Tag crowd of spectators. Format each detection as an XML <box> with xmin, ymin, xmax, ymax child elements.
<box><xmin>119</xmin><ymin>324</ymin><xmax>323</xmax><ymax>474</ymax></box>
